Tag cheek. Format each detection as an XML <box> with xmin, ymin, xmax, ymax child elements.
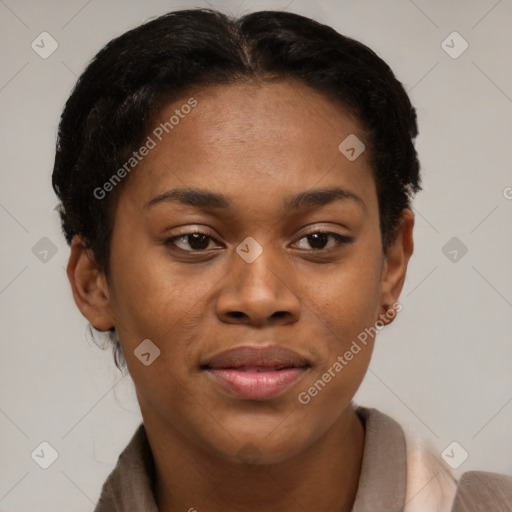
<box><xmin>108</xmin><ymin>225</ymin><xmax>196</xmax><ymax>322</ymax></box>
<box><xmin>303</xmin><ymin>251</ymin><xmax>382</xmax><ymax>345</ymax></box>
<box><xmin>106</xmin><ymin>234</ymin><xmax>193</xmax><ymax>367</ymax></box>
<box><xmin>295</xmin><ymin>240</ymin><xmax>382</xmax><ymax>400</ymax></box>
<box><xmin>296</xmin><ymin>267</ymin><xmax>379</xmax><ymax>419</ymax></box>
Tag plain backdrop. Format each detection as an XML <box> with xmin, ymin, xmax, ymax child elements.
<box><xmin>1</xmin><ymin>0</ymin><xmax>511</xmax><ymax>510</ymax></box>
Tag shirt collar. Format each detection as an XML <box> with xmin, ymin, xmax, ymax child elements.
<box><xmin>352</xmin><ymin>406</ymin><xmax>407</xmax><ymax>511</ymax></box>
<box><xmin>94</xmin><ymin>406</ymin><xmax>407</xmax><ymax>511</ymax></box>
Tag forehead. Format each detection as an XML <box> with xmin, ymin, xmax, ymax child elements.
<box><xmin>121</xmin><ymin>79</ymin><xmax>374</xmax><ymax>212</ymax></box>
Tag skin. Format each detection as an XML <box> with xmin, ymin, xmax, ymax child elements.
<box><xmin>67</xmin><ymin>79</ymin><xmax>414</xmax><ymax>512</ymax></box>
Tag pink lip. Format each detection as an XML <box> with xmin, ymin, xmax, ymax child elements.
<box><xmin>206</xmin><ymin>367</ymin><xmax>308</xmax><ymax>400</ymax></box>
<box><xmin>202</xmin><ymin>345</ymin><xmax>311</xmax><ymax>400</ymax></box>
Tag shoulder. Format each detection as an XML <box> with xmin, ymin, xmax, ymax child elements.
<box><xmin>93</xmin><ymin>422</ymin><xmax>158</xmax><ymax>512</ymax></box>
<box><xmin>402</xmin><ymin>432</ymin><xmax>457</xmax><ymax>512</ymax></box>
<box><xmin>397</xmin><ymin>414</ymin><xmax>511</xmax><ymax>512</ymax></box>
<box><xmin>450</xmin><ymin>470</ymin><xmax>512</xmax><ymax>511</ymax></box>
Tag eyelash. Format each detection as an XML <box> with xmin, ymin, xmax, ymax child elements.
<box><xmin>163</xmin><ymin>229</ymin><xmax>354</xmax><ymax>254</ymax></box>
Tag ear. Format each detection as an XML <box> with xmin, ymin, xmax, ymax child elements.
<box><xmin>379</xmin><ymin>208</ymin><xmax>414</xmax><ymax>326</ymax></box>
<box><xmin>66</xmin><ymin>235</ymin><xmax>114</xmax><ymax>331</ymax></box>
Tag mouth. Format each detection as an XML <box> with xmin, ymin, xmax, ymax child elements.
<box><xmin>201</xmin><ymin>345</ymin><xmax>311</xmax><ymax>400</ymax></box>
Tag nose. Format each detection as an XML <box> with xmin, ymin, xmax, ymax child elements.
<box><xmin>215</xmin><ymin>245</ymin><xmax>301</xmax><ymax>327</ymax></box>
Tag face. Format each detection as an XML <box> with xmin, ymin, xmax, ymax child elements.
<box><xmin>70</xmin><ymin>79</ymin><xmax>413</xmax><ymax>464</ymax></box>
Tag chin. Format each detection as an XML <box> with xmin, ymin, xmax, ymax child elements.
<box><xmin>206</xmin><ymin>424</ymin><xmax>317</xmax><ymax>466</ymax></box>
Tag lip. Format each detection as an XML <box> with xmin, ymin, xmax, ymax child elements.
<box><xmin>202</xmin><ymin>345</ymin><xmax>311</xmax><ymax>400</ymax></box>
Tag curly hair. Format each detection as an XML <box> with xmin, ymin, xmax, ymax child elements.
<box><xmin>52</xmin><ymin>8</ymin><xmax>421</xmax><ymax>371</ymax></box>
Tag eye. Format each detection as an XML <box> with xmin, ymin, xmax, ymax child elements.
<box><xmin>164</xmin><ymin>231</ymin><xmax>220</xmax><ymax>252</ymax></box>
<box><xmin>164</xmin><ymin>229</ymin><xmax>354</xmax><ymax>254</ymax></box>
<box><xmin>292</xmin><ymin>231</ymin><xmax>354</xmax><ymax>251</ymax></box>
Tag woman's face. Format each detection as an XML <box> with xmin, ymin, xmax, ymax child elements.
<box><xmin>79</xmin><ymin>79</ymin><xmax>412</xmax><ymax>464</ymax></box>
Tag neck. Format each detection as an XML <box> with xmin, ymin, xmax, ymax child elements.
<box><xmin>142</xmin><ymin>403</ymin><xmax>365</xmax><ymax>512</ymax></box>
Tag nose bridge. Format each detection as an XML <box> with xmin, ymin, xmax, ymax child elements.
<box><xmin>216</xmin><ymin>238</ymin><xmax>300</xmax><ymax>324</ymax></box>
<box><xmin>233</xmin><ymin>238</ymin><xmax>285</xmax><ymax>299</ymax></box>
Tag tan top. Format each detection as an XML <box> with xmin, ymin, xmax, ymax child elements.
<box><xmin>92</xmin><ymin>406</ymin><xmax>510</xmax><ymax>511</ymax></box>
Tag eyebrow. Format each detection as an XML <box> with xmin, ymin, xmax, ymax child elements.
<box><xmin>143</xmin><ymin>186</ymin><xmax>365</xmax><ymax>212</ymax></box>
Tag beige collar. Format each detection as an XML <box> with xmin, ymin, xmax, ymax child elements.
<box><xmin>94</xmin><ymin>406</ymin><xmax>437</xmax><ymax>511</ymax></box>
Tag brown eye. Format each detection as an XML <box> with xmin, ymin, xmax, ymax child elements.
<box><xmin>293</xmin><ymin>231</ymin><xmax>353</xmax><ymax>251</ymax></box>
<box><xmin>165</xmin><ymin>232</ymin><xmax>217</xmax><ymax>252</ymax></box>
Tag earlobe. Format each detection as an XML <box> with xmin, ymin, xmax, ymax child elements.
<box><xmin>379</xmin><ymin>209</ymin><xmax>414</xmax><ymax>325</ymax></box>
<box><xmin>66</xmin><ymin>235</ymin><xmax>115</xmax><ymax>331</ymax></box>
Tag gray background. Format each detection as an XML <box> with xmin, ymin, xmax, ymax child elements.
<box><xmin>1</xmin><ymin>0</ymin><xmax>511</xmax><ymax>510</ymax></box>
